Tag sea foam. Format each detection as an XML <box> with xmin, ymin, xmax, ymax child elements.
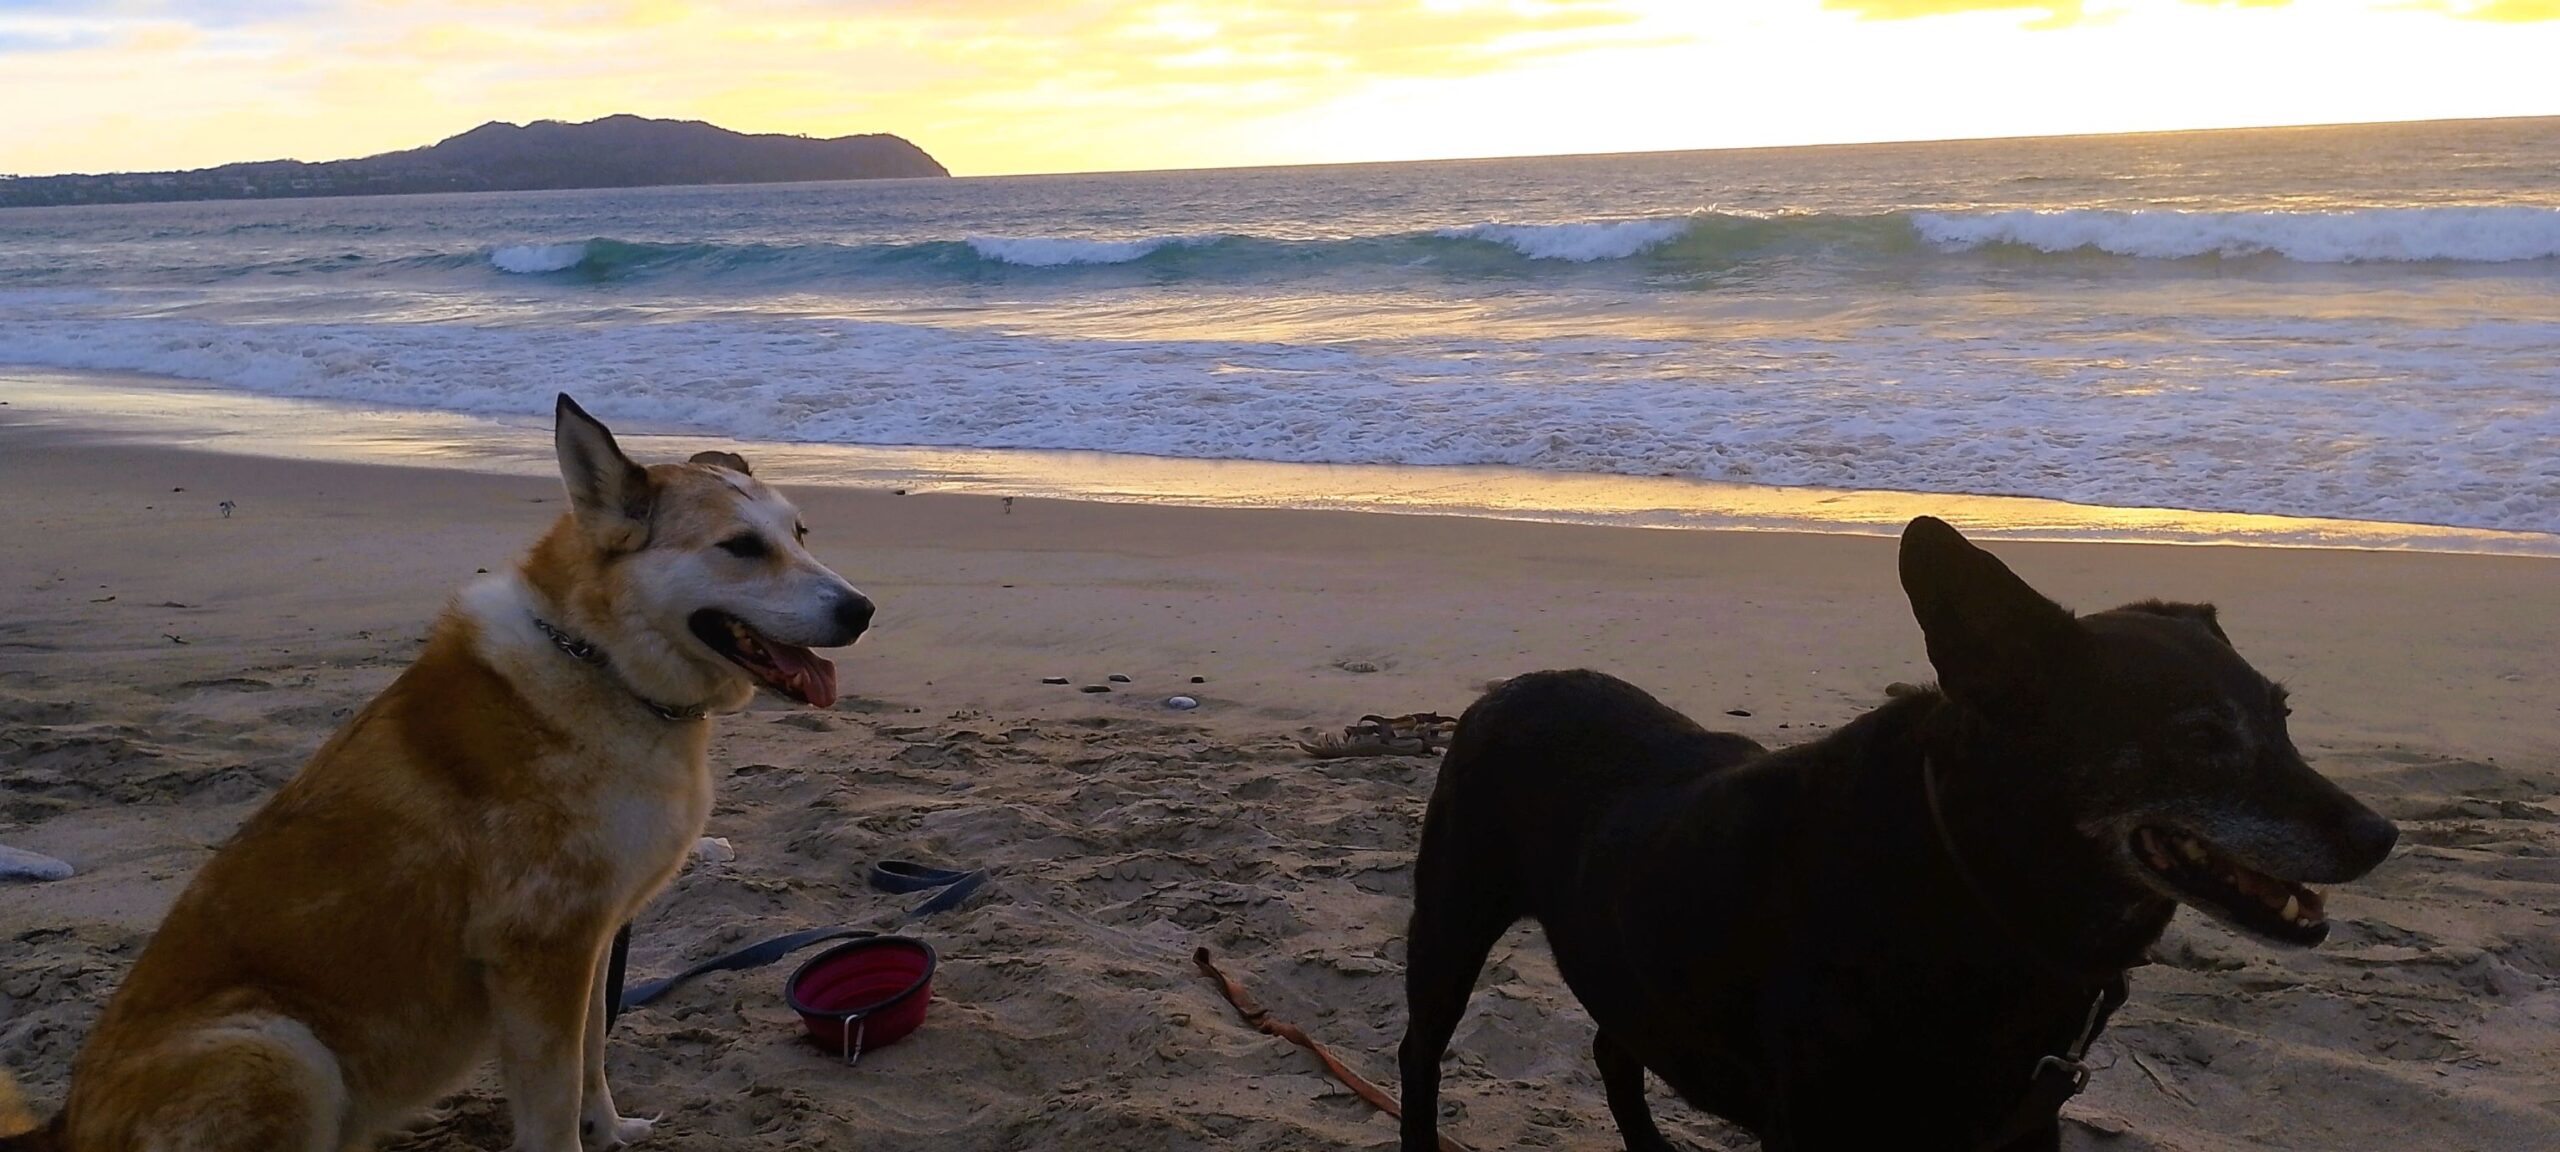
<box><xmin>1440</xmin><ymin>218</ymin><xmax>1694</xmax><ymax>262</ymax></box>
<box><xmin>489</xmin><ymin>243</ymin><xmax>592</xmax><ymax>274</ymax></box>
<box><xmin>441</xmin><ymin>208</ymin><xmax>2560</xmax><ymax>287</ymax></box>
<box><xmin>965</xmin><ymin>235</ymin><xmax>1179</xmax><ymax>266</ymax></box>
<box><xmin>5</xmin><ymin>311</ymin><xmax>2552</xmax><ymax>537</ymax></box>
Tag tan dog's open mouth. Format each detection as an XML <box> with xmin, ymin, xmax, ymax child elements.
<box><xmin>2132</xmin><ymin>826</ymin><xmax>2328</xmax><ymax>946</ymax></box>
<box><xmin>690</xmin><ymin>609</ymin><xmax>838</xmax><ymax>707</ymax></box>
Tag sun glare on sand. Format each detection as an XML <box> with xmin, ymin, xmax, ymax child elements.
<box><xmin>0</xmin><ymin>1</ymin><xmax>2555</xmax><ymax>177</ymax></box>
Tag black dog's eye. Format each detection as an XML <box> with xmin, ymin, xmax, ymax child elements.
<box><xmin>2178</xmin><ymin>718</ymin><xmax>2242</xmax><ymax>754</ymax></box>
<box><xmin>2272</xmin><ymin>685</ymin><xmax>2293</xmax><ymax>718</ymax></box>
<box><xmin>718</xmin><ymin>534</ymin><xmax>769</xmax><ymax>559</ymax></box>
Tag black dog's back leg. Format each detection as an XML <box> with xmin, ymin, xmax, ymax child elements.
<box><xmin>1596</xmin><ymin>1030</ymin><xmax>1678</xmax><ymax>1152</ymax></box>
<box><xmin>1398</xmin><ymin>804</ymin><xmax>1518</xmax><ymax>1152</ymax></box>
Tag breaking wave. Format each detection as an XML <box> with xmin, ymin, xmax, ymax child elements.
<box><xmin>460</xmin><ymin>207</ymin><xmax>2560</xmax><ymax>288</ymax></box>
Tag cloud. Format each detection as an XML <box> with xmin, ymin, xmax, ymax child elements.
<box><xmin>0</xmin><ymin>0</ymin><xmax>323</xmax><ymax>60</ymax></box>
<box><xmin>4</xmin><ymin>0</ymin><xmax>2557</xmax><ymax>178</ymax></box>
<box><xmin>1821</xmin><ymin>0</ymin><xmax>2086</xmax><ymax>24</ymax></box>
<box><xmin>0</xmin><ymin>0</ymin><xmax>331</xmax><ymax>25</ymax></box>
<box><xmin>283</xmin><ymin>0</ymin><xmax>1679</xmax><ymax>171</ymax></box>
<box><xmin>1820</xmin><ymin>0</ymin><xmax>2296</xmax><ymax>27</ymax></box>
<box><xmin>711</xmin><ymin>0</ymin><xmax>1661</xmax><ymax>86</ymax></box>
<box><xmin>2441</xmin><ymin>0</ymin><xmax>2560</xmax><ymax>19</ymax></box>
<box><xmin>0</xmin><ymin>27</ymin><xmax>109</xmax><ymax>52</ymax></box>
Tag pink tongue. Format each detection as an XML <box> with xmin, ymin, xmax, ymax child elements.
<box><xmin>764</xmin><ymin>643</ymin><xmax>838</xmax><ymax>708</ymax></box>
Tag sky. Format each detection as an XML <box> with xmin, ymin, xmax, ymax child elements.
<box><xmin>2</xmin><ymin>0</ymin><xmax>2556</xmax><ymax>178</ymax></box>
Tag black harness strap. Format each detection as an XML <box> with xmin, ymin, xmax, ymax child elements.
<box><xmin>1922</xmin><ymin>756</ymin><xmax>2126</xmax><ymax>1151</ymax></box>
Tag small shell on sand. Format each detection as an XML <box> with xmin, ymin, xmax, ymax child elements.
<box><xmin>1165</xmin><ymin>696</ymin><xmax>1200</xmax><ymax>710</ymax></box>
<box><xmin>0</xmin><ymin>844</ymin><xmax>74</xmax><ymax>882</ymax></box>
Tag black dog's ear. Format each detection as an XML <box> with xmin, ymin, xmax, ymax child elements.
<box><xmin>688</xmin><ymin>450</ymin><xmax>752</xmax><ymax>475</ymax></box>
<box><xmin>1899</xmin><ymin>517</ymin><xmax>2083</xmax><ymax>719</ymax></box>
<box><xmin>2117</xmin><ymin>599</ymin><xmax>2229</xmax><ymax>644</ymax></box>
<box><xmin>555</xmin><ymin>394</ymin><xmax>653</xmax><ymax>551</ymax></box>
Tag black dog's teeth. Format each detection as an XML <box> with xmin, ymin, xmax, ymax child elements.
<box><xmin>2137</xmin><ymin>827</ymin><xmax>2323</xmax><ymax>932</ymax></box>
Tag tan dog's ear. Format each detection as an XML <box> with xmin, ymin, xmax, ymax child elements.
<box><xmin>555</xmin><ymin>394</ymin><xmax>652</xmax><ymax>551</ymax></box>
<box><xmin>688</xmin><ymin>450</ymin><xmax>752</xmax><ymax>475</ymax></box>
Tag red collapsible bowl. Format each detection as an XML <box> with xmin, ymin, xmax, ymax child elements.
<box><xmin>785</xmin><ymin>936</ymin><xmax>937</xmax><ymax>1058</ymax></box>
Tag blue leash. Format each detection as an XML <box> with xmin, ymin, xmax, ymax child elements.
<box><xmin>605</xmin><ymin>860</ymin><xmax>987</xmax><ymax>1029</ymax></box>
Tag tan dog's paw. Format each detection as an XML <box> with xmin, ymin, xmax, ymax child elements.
<box><xmin>582</xmin><ymin>1112</ymin><xmax>657</xmax><ymax>1149</ymax></box>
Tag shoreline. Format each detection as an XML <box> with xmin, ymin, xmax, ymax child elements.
<box><xmin>2</xmin><ymin>403</ymin><xmax>2551</xmax><ymax>764</ymax></box>
<box><xmin>7</xmin><ymin>366</ymin><xmax>2553</xmax><ymax>558</ymax></box>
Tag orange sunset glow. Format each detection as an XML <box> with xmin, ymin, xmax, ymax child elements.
<box><xmin>3</xmin><ymin>1</ymin><xmax>2559</xmax><ymax>177</ymax></box>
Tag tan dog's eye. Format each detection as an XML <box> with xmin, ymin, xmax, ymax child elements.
<box><xmin>794</xmin><ymin>522</ymin><xmax>808</xmax><ymax>542</ymax></box>
<box><xmin>718</xmin><ymin>534</ymin><xmax>769</xmax><ymax>559</ymax></box>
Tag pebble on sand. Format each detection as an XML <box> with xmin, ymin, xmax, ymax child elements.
<box><xmin>1166</xmin><ymin>696</ymin><xmax>1200</xmax><ymax>711</ymax></box>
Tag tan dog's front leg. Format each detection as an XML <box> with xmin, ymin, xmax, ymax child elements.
<box><xmin>581</xmin><ymin>932</ymin><xmax>654</xmax><ymax>1150</ymax></box>
<box><xmin>488</xmin><ymin>948</ymin><xmax>604</xmax><ymax>1152</ymax></box>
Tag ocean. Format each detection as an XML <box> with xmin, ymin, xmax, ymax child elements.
<box><xmin>3</xmin><ymin>117</ymin><xmax>2557</xmax><ymax>541</ymax></box>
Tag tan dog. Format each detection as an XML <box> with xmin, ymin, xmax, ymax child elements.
<box><xmin>0</xmin><ymin>396</ymin><xmax>872</xmax><ymax>1152</ymax></box>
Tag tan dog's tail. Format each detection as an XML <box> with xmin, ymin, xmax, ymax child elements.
<box><xmin>0</xmin><ymin>1070</ymin><xmax>54</xmax><ymax>1150</ymax></box>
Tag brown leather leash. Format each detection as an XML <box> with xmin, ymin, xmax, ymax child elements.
<box><xmin>1192</xmin><ymin>947</ymin><xmax>1473</xmax><ymax>1152</ymax></box>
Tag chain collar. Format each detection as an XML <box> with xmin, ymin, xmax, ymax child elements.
<box><xmin>532</xmin><ymin>616</ymin><xmax>707</xmax><ymax>723</ymax></box>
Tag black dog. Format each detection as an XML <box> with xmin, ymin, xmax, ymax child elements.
<box><xmin>1398</xmin><ymin>517</ymin><xmax>2398</xmax><ymax>1152</ymax></box>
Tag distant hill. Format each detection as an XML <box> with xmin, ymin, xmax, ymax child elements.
<box><xmin>0</xmin><ymin>115</ymin><xmax>949</xmax><ymax>207</ymax></box>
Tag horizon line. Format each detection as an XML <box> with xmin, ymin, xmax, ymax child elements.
<box><xmin>948</xmin><ymin>111</ymin><xmax>2560</xmax><ymax>180</ymax></box>
<box><xmin>8</xmin><ymin>109</ymin><xmax>2553</xmax><ymax>184</ymax></box>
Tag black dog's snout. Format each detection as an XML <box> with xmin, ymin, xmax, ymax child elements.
<box><xmin>833</xmin><ymin>593</ymin><xmax>876</xmax><ymax>642</ymax></box>
<box><xmin>2345</xmin><ymin>808</ymin><xmax>2399</xmax><ymax>873</ymax></box>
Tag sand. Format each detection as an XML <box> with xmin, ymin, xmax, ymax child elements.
<box><xmin>3</xmin><ymin>416</ymin><xmax>2557</xmax><ymax>1151</ymax></box>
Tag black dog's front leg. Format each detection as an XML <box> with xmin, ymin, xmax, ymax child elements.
<box><xmin>1595</xmin><ymin>1030</ymin><xmax>1679</xmax><ymax>1152</ymax></box>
